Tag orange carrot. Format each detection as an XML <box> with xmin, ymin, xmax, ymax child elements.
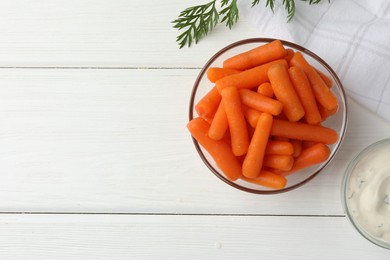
<box><xmin>318</xmin><ymin>101</ymin><xmax>338</xmax><ymax>121</ymax></box>
<box><xmin>273</xmin><ymin>136</ymin><xmax>290</xmax><ymax>142</ymax></box>
<box><xmin>291</xmin><ymin>139</ymin><xmax>303</xmax><ymax>157</ymax></box>
<box><xmin>187</xmin><ymin>117</ymin><xmax>242</xmax><ymax>181</ymax></box>
<box><xmin>223</xmin><ymin>40</ymin><xmax>287</xmax><ymax>70</ymax></box>
<box><xmin>195</xmin><ymin>86</ymin><xmax>221</xmax><ymax>124</ymax></box>
<box><xmin>216</xmin><ymin>59</ymin><xmax>288</xmax><ymax>92</ymax></box>
<box><xmin>222</xmin><ymin>129</ymin><xmax>232</xmax><ymax>147</ymax></box>
<box><xmin>242</xmin><ymin>170</ymin><xmax>287</xmax><ymax>189</ymax></box>
<box><xmin>315</xmin><ymin>68</ymin><xmax>333</xmax><ymax>88</ymax></box>
<box><xmin>271</xmin><ymin>119</ymin><xmax>339</xmax><ymax>144</ymax></box>
<box><xmin>265</xmin><ymin>140</ymin><xmax>294</xmax><ymax>155</ymax></box>
<box><xmin>263</xmin><ymin>154</ymin><xmax>294</xmax><ymax>171</ymax></box>
<box><xmin>257</xmin><ymin>82</ymin><xmax>274</xmax><ymax>98</ymax></box>
<box><xmin>282</xmin><ymin>143</ymin><xmax>331</xmax><ymax>175</ymax></box>
<box><xmin>284</xmin><ymin>48</ymin><xmax>295</xmax><ymax>63</ymax></box>
<box><xmin>268</xmin><ymin>64</ymin><xmax>305</xmax><ymax>122</ymax></box>
<box><xmin>290</xmin><ymin>52</ymin><xmax>338</xmax><ymax>111</ymax></box>
<box><xmin>242</xmin><ymin>105</ymin><xmax>262</xmax><ymax>128</ymax></box>
<box><xmin>246</xmin><ymin>121</ymin><xmax>256</xmax><ymax>140</ymax></box>
<box><xmin>288</xmin><ymin>66</ymin><xmax>322</xmax><ymax>125</ymax></box>
<box><xmin>274</xmin><ymin>111</ymin><xmax>288</xmax><ymax>121</ymax></box>
<box><xmin>208</xmin><ymin>100</ymin><xmax>228</xmax><ymax>140</ymax></box>
<box><xmin>239</xmin><ymin>89</ymin><xmax>283</xmax><ymax>116</ymax></box>
<box><xmin>242</xmin><ymin>113</ymin><xmax>273</xmax><ymax>178</ymax></box>
<box><xmin>302</xmin><ymin>141</ymin><xmax>317</xmax><ymax>149</ymax></box>
<box><xmin>221</xmin><ymin>87</ymin><xmax>250</xmax><ymax>156</ymax></box>
<box><xmin>207</xmin><ymin>67</ymin><xmax>240</xmax><ymax>83</ymax></box>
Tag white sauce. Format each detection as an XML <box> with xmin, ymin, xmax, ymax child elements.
<box><xmin>347</xmin><ymin>143</ymin><xmax>390</xmax><ymax>243</ymax></box>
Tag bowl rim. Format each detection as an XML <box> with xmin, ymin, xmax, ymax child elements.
<box><xmin>188</xmin><ymin>37</ymin><xmax>348</xmax><ymax>194</ymax></box>
<box><xmin>341</xmin><ymin>138</ymin><xmax>390</xmax><ymax>249</ymax></box>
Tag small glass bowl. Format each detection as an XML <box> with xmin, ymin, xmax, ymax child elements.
<box><xmin>189</xmin><ymin>38</ymin><xmax>348</xmax><ymax>194</ymax></box>
<box><xmin>341</xmin><ymin>138</ymin><xmax>390</xmax><ymax>249</ymax></box>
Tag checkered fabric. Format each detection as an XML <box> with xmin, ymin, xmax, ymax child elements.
<box><xmin>238</xmin><ymin>0</ymin><xmax>390</xmax><ymax>121</ymax></box>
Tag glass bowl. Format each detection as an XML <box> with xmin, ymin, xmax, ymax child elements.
<box><xmin>341</xmin><ymin>138</ymin><xmax>390</xmax><ymax>249</ymax></box>
<box><xmin>189</xmin><ymin>38</ymin><xmax>348</xmax><ymax>194</ymax></box>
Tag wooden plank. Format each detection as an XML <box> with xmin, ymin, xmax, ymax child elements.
<box><xmin>0</xmin><ymin>0</ymin><xmax>258</xmax><ymax>67</ymax></box>
<box><xmin>0</xmin><ymin>68</ymin><xmax>389</xmax><ymax>214</ymax></box>
<box><xmin>0</xmin><ymin>214</ymin><xmax>388</xmax><ymax>259</ymax></box>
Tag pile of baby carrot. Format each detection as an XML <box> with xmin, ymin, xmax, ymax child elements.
<box><xmin>188</xmin><ymin>40</ymin><xmax>339</xmax><ymax>190</ymax></box>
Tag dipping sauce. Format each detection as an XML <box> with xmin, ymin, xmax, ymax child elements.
<box><xmin>343</xmin><ymin>138</ymin><xmax>390</xmax><ymax>249</ymax></box>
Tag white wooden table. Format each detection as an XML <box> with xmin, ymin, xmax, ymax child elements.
<box><xmin>0</xmin><ymin>1</ymin><xmax>389</xmax><ymax>259</ymax></box>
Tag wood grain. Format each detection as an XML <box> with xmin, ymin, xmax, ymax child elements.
<box><xmin>0</xmin><ymin>214</ymin><xmax>388</xmax><ymax>260</ymax></box>
<box><xmin>0</xmin><ymin>68</ymin><xmax>388</xmax><ymax>214</ymax></box>
<box><xmin>0</xmin><ymin>0</ymin><xmax>389</xmax><ymax>258</ymax></box>
<box><xmin>0</xmin><ymin>0</ymin><xmax>258</xmax><ymax>67</ymax></box>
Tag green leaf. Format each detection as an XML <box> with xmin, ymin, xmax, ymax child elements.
<box><xmin>171</xmin><ymin>0</ymin><xmax>219</xmax><ymax>48</ymax></box>
<box><xmin>173</xmin><ymin>0</ymin><xmax>327</xmax><ymax>48</ymax></box>
<box><xmin>283</xmin><ymin>0</ymin><xmax>295</xmax><ymax>21</ymax></box>
<box><xmin>220</xmin><ymin>0</ymin><xmax>239</xmax><ymax>29</ymax></box>
<box><xmin>251</xmin><ymin>0</ymin><xmax>261</xmax><ymax>7</ymax></box>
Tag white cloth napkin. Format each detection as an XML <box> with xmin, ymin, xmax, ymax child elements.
<box><xmin>238</xmin><ymin>0</ymin><xmax>390</xmax><ymax>122</ymax></box>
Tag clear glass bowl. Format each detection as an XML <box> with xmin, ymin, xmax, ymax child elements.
<box><xmin>341</xmin><ymin>138</ymin><xmax>390</xmax><ymax>249</ymax></box>
<box><xmin>189</xmin><ymin>38</ymin><xmax>348</xmax><ymax>194</ymax></box>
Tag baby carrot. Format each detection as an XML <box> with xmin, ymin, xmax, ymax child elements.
<box><xmin>223</xmin><ymin>40</ymin><xmax>287</xmax><ymax>70</ymax></box>
<box><xmin>257</xmin><ymin>82</ymin><xmax>274</xmax><ymax>98</ymax></box>
<box><xmin>242</xmin><ymin>170</ymin><xmax>287</xmax><ymax>189</ymax></box>
<box><xmin>187</xmin><ymin>117</ymin><xmax>242</xmax><ymax>181</ymax></box>
<box><xmin>263</xmin><ymin>154</ymin><xmax>294</xmax><ymax>171</ymax></box>
<box><xmin>239</xmin><ymin>89</ymin><xmax>283</xmax><ymax>116</ymax></box>
<box><xmin>222</xmin><ymin>130</ymin><xmax>232</xmax><ymax>147</ymax></box>
<box><xmin>302</xmin><ymin>141</ymin><xmax>317</xmax><ymax>149</ymax></box>
<box><xmin>268</xmin><ymin>64</ymin><xmax>305</xmax><ymax>122</ymax></box>
<box><xmin>216</xmin><ymin>59</ymin><xmax>288</xmax><ymax>92</ymax></box>
<box><xmin>207</xmin><ymin>67</ymin><xmax>240</xmax><ymax>83</ymax></box>
<box><xmin>208</xmin><ymin>100</ymin><xmax>228</xmax><ymax>140</ymax></box>
<box><xmin>221</xmin><ymin>87</ymin><xmax>250</xmax><ymax>156</ymax></box>
<box><xmin>291</xmin><ymin>139</ymin><xmax>303</xmax><ymax>157</ymax></box>
<box><xmin>265</xmin><ymin>140</ymin><xmax>294</xmax><ymax>155</ymax></box>
<box><xmin>273</xmin><ymin>136</ymin><xmax>290</xmax><ymax>142</ymax></box>
<box><xmin>242</xmin><ymin>113</ymin><xmax>273</xmax><ymax>178</ymax></box>
<box><xmin>274</xmin><ymin>111</ymin><xmax>288</xmax><ymax>121</ymax></box>
<box><xmin>242</xmin><ymin>105</ymin><xmax>262</xmax><ymax>128</ymax></box>
<box><xmin>315</xmin><ymin>68</ymin><xmax>333</xmax><ymax>88</ymax></box>
<box><xmin>284</xmin><ymin>48</ymin><xmax>295</xmax><ymax>63</ymax></box>
<box><xmin>247</xmin><ymin>121</ymin><xmax>256</xmax><ymax>140</ymax></box>
<box><xmin>318</xmin><ymin>101</ymin><xmax>338</xmax><ymax>121</ymax></box>
<box><xmin>288</xmin><ymin>66</ymin><xmax>322</xmax><ymax>125</ymax></box>
<box><xmin>271</xmin><ymin>119</ymin><xmax>339</xmax><ymax>144</ymax></box>
<box><xmin>290</xmin><ymin>52</ymin><xmax>338</xmax><ymax>111</ymax></box>
<box><xmin>195</xmin><ymin>86</ymin><xmax>221</xmax><ymax>124</ymax></box>
<box><xmin>284</xmin><ymin>143</ymin><xmax>331</xmax><ymax>175</ymax></box>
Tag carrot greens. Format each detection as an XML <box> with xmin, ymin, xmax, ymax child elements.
<box><xmin>172</xmin><ymin>0</ymin><xmax>327</xmax><ymax>48</ymax></box>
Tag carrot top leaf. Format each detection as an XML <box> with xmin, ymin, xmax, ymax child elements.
<box><xmin>283</xmin><ymin>0</ymin><xmax>295</xmax><ymax>21</ymax></box>
<box><xmin>172</xmin><ymin>0</ymin><xmax>219</xmax><ymax>48</ymax></box>
<box><xmin>220</xmin><ymin>0</ymin><xmax>239</xmax><ymax>29</ymax></box>
<box><xmin>172</xmin><ymin>0</ymin><xmax>328</xmax><ymax>48</ymax></box>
